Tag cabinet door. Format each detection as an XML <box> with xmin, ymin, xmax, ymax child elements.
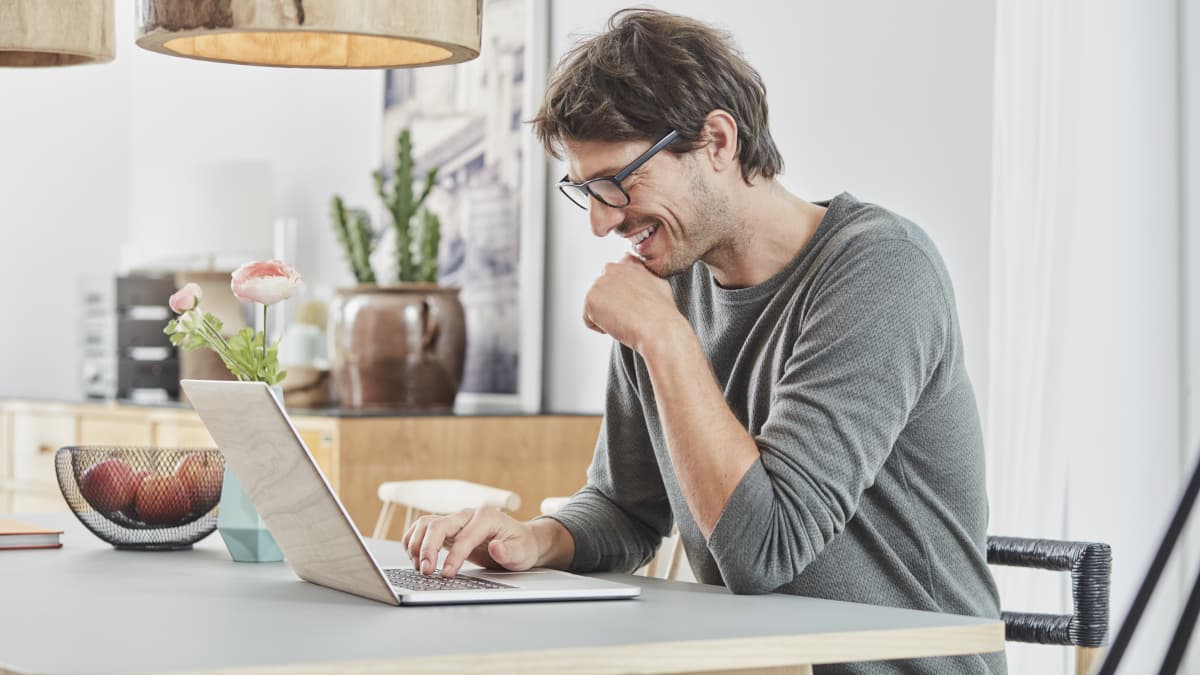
<box><xmin>333</xmin><ymin>415</ymin><xmax>602</xmax><ymax>537</ymax></box>
<box><xmin>0</xmin><ymin>411</ymin><xmax>10</xmax><ymax>483</ymax></box>
<box><xmin>79</xmin><ymin>416</ymin><xmax>153</xmax><ymax>448</ymax></box>
<box><xmin>11</xmin><ymin>412</ymin><xmax>77</xmax><ymax>485</ymax></box>
<box><xmin>293</xmin><ymin>420</ymin><xmax>337</xmax><ymax>488</ymax></box>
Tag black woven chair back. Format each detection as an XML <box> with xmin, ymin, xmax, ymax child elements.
<box><xmin>987</xmin><ymin>536</ymin><xmax>1112</xmax><ymax>648</ymax></box>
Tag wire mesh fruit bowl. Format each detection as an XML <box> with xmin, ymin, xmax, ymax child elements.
<box><xmin>55</xmin><ymin>446</ymin><xmax>224</xmax><ymax>550</ymax></box>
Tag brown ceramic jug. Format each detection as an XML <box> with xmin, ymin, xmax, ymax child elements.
<box><xmin>330</xmin><ymin>285</ymin><xmax>466</xmax><ymax>410</ymax></box>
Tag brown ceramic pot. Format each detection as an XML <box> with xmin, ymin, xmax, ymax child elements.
<box><xmin>330</xmin><ymin>284</ymin><xmax>466</xmax><ymax>410</ymax></box>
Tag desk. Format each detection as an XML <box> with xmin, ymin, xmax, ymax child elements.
<box><xmin>0</xmin><ymin>514</ymin><xmax>1004</xmax><ymax>674</ymax></box>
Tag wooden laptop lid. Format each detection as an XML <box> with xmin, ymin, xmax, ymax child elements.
<box><xmin>181</xmin><ymin>380</ymin><xmax>399</xmax><ymax>606</ymax></box>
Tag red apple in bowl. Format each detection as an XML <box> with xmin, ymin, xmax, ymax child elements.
<box><xmin>79</xmin><ymin>458</ymin><xmax>139</xmax><ymax>513</ymax></box>
<box><xmin>134</xmin><ymin>475</ymin><xmax>191</xmax><ymax>525</ymax></box>
<box><xmin>121</xmin><ymin>470</ymin><xmax>150</xmax><ymax>521</ymax></box>
<box><xmin>173</xmin><ymin>452</ymin><xmax>223</xmax><ymax>515</ymax></box>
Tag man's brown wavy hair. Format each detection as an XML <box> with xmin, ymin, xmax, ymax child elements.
<box><xmin>532</xmin><ymin>8</ymin><xmax>783</xmax><ymax>185</ymax></box>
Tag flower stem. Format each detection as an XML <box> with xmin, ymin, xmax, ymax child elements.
<box><xmin>192</xmin><ymin>313</ymin><xmax>255</xmax><ymax>380</ymax></box>
<box><xmin>201</xmin><ymin>322</ymin><xmax>252</xmax><ymax>379</ymax></box>
<box><xmin>262</xmin><ymin>304</ymin><xmax>268</xmax><ymax>381</ymax></box>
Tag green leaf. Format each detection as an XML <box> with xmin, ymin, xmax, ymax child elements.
<box><xmin>227</xmin><ymin>328</ymin><xmax>255</xmax><ymax>369</ymax></box>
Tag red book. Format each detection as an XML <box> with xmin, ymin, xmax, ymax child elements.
<box><xmin>0</xmin><ymin>519</ymin><xmax>63</xmax><ymax>550</ymax></box>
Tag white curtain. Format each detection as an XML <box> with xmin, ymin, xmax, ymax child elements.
<box><xmin>987</xmin><ymin>0</ymin><xmax>1071</xmax><ymax>673</ymax></box>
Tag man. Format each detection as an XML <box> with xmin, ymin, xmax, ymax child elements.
<box><xmin>403</xmin><ymin>9</ymin><xmax>1005</xmax><ymax>674</ymax></box>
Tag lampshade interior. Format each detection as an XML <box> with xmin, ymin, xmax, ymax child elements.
<box><xmin>0</xmin><ymin>50</ymin><xmax>100</xmax><ymax>67</ymax></box>
<box><xmin>162</xmin><ymin>31</ymin><xmax>454</xmax><ymax>68</ymax></box>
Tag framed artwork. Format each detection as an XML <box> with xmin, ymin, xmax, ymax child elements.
<box><xmin>381</xmin><ymin>0</ymin><xmax>549</xmax><ymax>413</ymax></box>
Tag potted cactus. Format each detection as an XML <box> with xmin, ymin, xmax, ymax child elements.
<box><xmin>328</xmin><ymin>130</ymin><xmax>466</xmax><ymax>410</ymax></box>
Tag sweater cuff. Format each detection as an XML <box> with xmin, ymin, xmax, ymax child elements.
<box><xmin>707</xmin><ymin>459</ymin><xmax>771</xmax><ymax>575</ymax></box>
<box><xmin>537</xmin><ymin>512</ymin><xmax>600</xmax><ymax>573</ymax></box>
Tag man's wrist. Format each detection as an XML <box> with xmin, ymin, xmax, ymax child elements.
<box><xmin>635</xmin><ymin>312</ymin><xmax>693</xmax><ymax>361</ymax></box>
<box><xmin>530</xmin><ymin>517</ymin><xmax>575</xmax><ymax>570</ymax></box>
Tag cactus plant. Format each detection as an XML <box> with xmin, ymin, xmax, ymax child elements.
<box><xmin>417</xmin><ymin>208</ymin><xmax>441</xmax><ymax>284</ymax></box>
<box><xmin>331</xmin><ymin>129</ymin><xmax>443</xmax><ymax>286</ymax></box>
<box><xmin>374</xmin><ymin>129</ymin><xmax>439</xmax><ymax>283</ymax></box>
<box><xmin>329</xmin><ymin>195</ymin><xmax>377</xmax><ymax>284</ymax></box>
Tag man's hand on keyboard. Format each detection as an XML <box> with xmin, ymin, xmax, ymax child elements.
<box><xmin>402</xmin><ymin>506</ymin><xmax>542</xmax><ymax>579</ymax></box>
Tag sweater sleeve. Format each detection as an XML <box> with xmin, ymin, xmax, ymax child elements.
<box><xmin>543</xmin><ymin>341</ymin><xmax>674</xmax><ymax>573</ymax></box>
<box><xmin>707</xmin><ymin>239</ymin><xmax>951</xmax><ymax>594</ymax></box>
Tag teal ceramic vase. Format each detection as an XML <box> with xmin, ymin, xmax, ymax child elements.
<box><xmin>216</xmin><ymin>385</ymin><xmax>284</xmax><ymax>562</ymax></box>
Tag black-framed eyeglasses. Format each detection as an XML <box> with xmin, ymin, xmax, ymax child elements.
<box><xmin>556</xmin><ymin>129</ymin><xmax>681</xmax><ymax>210</ymax></box>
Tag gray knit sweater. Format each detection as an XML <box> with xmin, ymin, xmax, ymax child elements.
<box><xmin>548</xmin><ymin>192</ymin><xmax>1006</xmax><ymax>674</ymax></box>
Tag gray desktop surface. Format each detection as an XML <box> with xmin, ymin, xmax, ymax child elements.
<box><xmin>0</xmin><ymin>514</ymin><xmax>996</xmax><ymax>674</ymax></box>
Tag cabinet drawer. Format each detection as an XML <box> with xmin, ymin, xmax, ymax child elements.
<box><xmin>79</xmin><ymin>417</ymin><xmax>153</xmax><ymax>447</ymax></box>
<box><xmin>11</xmin><ymin>413</ymin><xmax>77</xmax><ymax>485</ymax></box>
<box><xmin>153</xmin><ymin>421</ymin><xmax>217</xmax><ymax>449</ymax></box>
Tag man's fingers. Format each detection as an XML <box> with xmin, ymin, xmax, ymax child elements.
<box><xmin>401</xmin><ymin>514</ymin><xmax>426</xmax><ymax>549</ymax></box>
<box><xmin>440</xmin><ymin>508</ymin><xmax>499</xmax><ymax>578</ymax></box>
<box><xmin>405</xmin><ymin>516</ymin><xmax>433</xmax><ymax>569</ymax></box>
<box><xmin>416</xmin><ymin>510</ymin><xmax>472</xmax><ymax>575</ymax></box>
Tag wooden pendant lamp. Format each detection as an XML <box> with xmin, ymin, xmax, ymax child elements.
<box><xmin>135</xmin><ymin>0</ymin><xmax>482</xmax><ymax>69</ymax></box>
<box><xmin>0</xmin><ymin>0</ymin><xmax>115</xmax><ymax>67</ymax></box>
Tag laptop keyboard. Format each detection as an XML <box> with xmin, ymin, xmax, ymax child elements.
<box><xmin>384</xmin><ymin>568</ymin><xmax>514</xmax><ymax>592</ymax></box>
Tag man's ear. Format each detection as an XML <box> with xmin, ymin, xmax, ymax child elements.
<box><xmin>699</xmin><ymin>110</ymin><xmax>739</xmax><ymax>174</ymax></box>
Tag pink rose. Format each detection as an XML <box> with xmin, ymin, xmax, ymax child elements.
<box><xmin>230</xmin><ymin>259</ymin><xmax>303</xmax><ymax>306</ymax></box>
<box><xmin>168</xmin><ymin>283</ymin><xmax>202</xmax><ymax>313</ymax></box>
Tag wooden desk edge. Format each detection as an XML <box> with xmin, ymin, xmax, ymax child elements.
<box><xmin>145</xmin><ymin>620</ymin><xmax>1003</xmax><ymax>675</ymax></box>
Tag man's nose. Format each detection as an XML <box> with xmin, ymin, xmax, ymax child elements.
<box><xmin>589</xmin><ymin>199</ymin><xmax>624</xmax><ymax>238</ymax></box>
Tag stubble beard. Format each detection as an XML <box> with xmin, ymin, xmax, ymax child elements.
<box><xmin>648</xmin><ymin>168</ymin><xmax>734</xmax><ymax>279</ymax></box>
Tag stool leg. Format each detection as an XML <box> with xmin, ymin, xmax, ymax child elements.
<box><xmin>1076</xmin><ymin>646</ymin><xmax>1105</xmax><ymax>675</ymax></box>
<box><xmin>372</xmin><ymin>503</ymin><xmax>396</xmax><ymax>540</ymax></box>
<box><xmin>666</xmin><ymin>537</ymin><xmax>685</xmax><ymax>580</ymax></box>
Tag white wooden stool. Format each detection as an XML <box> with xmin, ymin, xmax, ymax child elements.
<box><xmin>372</xmin><ymin>479</ymin><xmax>522</xmax><ymax>540</ymax></box>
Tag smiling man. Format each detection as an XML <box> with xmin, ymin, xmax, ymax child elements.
<box><xmin>402</xmin><ymin>9</ymin><xmax>1005</xmax><ymax>674</ymax></box>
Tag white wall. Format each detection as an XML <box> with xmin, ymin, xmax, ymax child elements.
<box><xmin>124</xmin><ymin>29</ymin><xmax>383</xmax><ymax>291</ymax></box>
<box><xmin>0</xmin><ymin>15</ymin><xmax>132</xmax><ymax>399</ymax></box>
<box><xmin>1048</xmin><ymin>0</ymin><xmax>1185</xmax><ymax>670</ymax></box>
<box><xmin>1188</xmin><ymin>0</ymin><xmax>1200</xmax><ymax>565</ymax></box>
<box><xmin>541</xmin><ymin>1</ymin><xmax>996</xmax><ymax>414</ymax></box>
<box><xmin>0</xmin><ymin>0</ymin><xmax>382</xmax><ymax>399</ymax></box>
<box><xmin>1181</xmin><ymin>0</ymin><xmax>1200</xmax><ymax>670</ymax></box>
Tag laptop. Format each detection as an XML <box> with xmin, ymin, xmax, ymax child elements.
<box><xmin>181</xmin><ymin>379</ymin><xmax>641</xmax><ymax>606</ymax></box>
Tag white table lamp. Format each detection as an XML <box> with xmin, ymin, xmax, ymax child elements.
<box><xmin>125</xmin><ymin>160</ymin><xmax>274</xmax><ymax>273</ymax></box>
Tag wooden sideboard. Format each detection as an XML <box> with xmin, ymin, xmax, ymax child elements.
<box><xmin>0</xmin><ymin>400</ymin><xmax>601</xmax><ymax>540</ymax></box>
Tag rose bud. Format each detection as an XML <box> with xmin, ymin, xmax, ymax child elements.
<box><xmin>168</xmin><ymin>283</ymin><xmax>203</xmax><ymax>314</ymax></box>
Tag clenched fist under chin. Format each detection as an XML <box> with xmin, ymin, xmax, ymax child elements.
<box><xmin>583</xmin><ymin>254</ymin><xmax>680</xmax><ymax>353</ymax></box>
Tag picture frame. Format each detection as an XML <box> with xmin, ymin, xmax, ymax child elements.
<box><xmin>380</xmin><ymin>0</ymin><xmax>549</xmax><ymax>413</ymax></box>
